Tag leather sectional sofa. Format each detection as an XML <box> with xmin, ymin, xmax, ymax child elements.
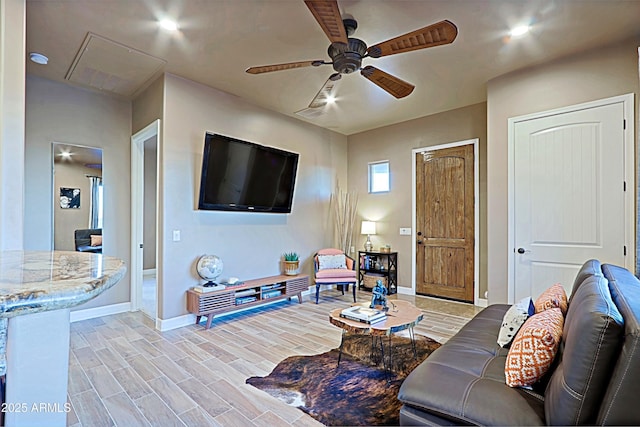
<box><xmin>398</xmin><ymin>260</ymin><xmax>640</xmax><ymax>425</ymax></box>
<box><xmin>74</xmin><ymin>228</ymin><xmax>102</xmax><ymax>253</ymax></box>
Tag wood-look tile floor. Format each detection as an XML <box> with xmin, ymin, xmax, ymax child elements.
<box><xmin>67</xmin><ymin>289</ymin><xmax>478</xmax><ymax>427</ymax></box>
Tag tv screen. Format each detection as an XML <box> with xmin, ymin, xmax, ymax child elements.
<box><xmin>198</xmin><ymin>133</ymin><xmax>299</xmax><ymax>213</ymax></box>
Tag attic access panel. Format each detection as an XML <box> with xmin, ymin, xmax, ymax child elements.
<box><xmin>66</xmin><ymin>32</ymin><xmax>166</xmax><ymax>98</ymax></box>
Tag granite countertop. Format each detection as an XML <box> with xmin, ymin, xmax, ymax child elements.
<box><xmin>0</xmin><ymin>250</ymin><xmax>126</xmax><ymax>318</ymax></box>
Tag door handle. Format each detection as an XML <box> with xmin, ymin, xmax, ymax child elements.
<box><xmin>516</xmin><ymin>247</ymin><xmax>531</xmax><ymax>254</ymax></box>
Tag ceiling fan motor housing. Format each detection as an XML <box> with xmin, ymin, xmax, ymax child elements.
<box><xmin>328</xmin><ymin>38</ymin><xmax>367</xmax><ymax>74</ymax></box>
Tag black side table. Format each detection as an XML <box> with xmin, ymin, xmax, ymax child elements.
<box><xmin>358</xmin><ymin>251</ymin><xmax>398</xmax><ymax>295</ymax></box>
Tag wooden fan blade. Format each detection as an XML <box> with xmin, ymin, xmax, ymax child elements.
<box><xmin>367</xmin><ymin>20</ymin><xmax>458</xmax><ymax>58</ymax></box>
<box><xmin>246</xmin><ymin>60</ymin><xmax>324</xmax><ymax>74</ymax></box>
<box><xmin>304</xmin><ymin>0</ymin><xmax>348</xmax><ymax>44</ymax></box>
<box><xmin>360</xmin><ymin>66</ymin><xmax>415</xmax><ymax>99</ymax></box>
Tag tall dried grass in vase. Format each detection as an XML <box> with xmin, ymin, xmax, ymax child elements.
<box><xmin>331</xmin><ymin>185</ymin><xmax>358</xmax><ymax>254</ymax></box>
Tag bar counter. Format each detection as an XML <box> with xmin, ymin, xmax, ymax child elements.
<box><xmin>0</xmin><ymin>251</ymin><xmax>126</xmax><ymax>427</ymax></box>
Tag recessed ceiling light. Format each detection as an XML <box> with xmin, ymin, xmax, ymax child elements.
<box><xmin>29</xmin><ymin>52</ymin><xmax>48</xmax><ymax>65</ymax></box>
<box><xmin>159</xmin><ymin>19</ymin><xmax>178</xmax><ymax>31</ymax></box>
<box><xmin>326</xmin><ymin>95</ymin><xmax>336</xmax><ymax>105</ymax></box>
<box><xmin>510</xmin><ymin>25</ymin><xmax>531</xmax><ymax>38</ymax></box>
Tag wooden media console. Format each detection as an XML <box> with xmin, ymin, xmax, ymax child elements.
<box><xmin>186</xmin><ymin>274</ymin><xmax>309</xmax><ymax>329</ymax></box>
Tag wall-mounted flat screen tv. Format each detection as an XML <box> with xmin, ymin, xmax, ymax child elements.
<box><xmin>198</xmin><ymin>133</ymin><xmax>299</xmax><ymax>213</ymax></box>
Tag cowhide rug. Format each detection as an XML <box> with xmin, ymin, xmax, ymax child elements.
<box><xmin>246</xmin><ymin>333</ymin><xmax>441</xmax><ymax>426</ymax></box>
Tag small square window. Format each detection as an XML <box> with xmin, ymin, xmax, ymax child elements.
<box><xmin>368</xmin><ymin>161</ymin><xmax>390</xmax><ymax>193</ymax></box>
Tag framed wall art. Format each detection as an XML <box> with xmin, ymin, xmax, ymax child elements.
<box><xmin>60</xmin><ymin>187</ymin><xmax>80</xmax><ymax>209</ymax></box>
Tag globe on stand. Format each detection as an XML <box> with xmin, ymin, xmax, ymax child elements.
<box><xmin>196</xmin><ymin>255</ymin><xmax>224</xmax><ymax>288</ymax></box>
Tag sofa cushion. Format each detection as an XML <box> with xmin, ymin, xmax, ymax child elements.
<box><xmin>570</xmin><ymin>259</ymin><xmax>602</xmax><ymax>299</ymax></box>
<box><xmin>505</xmin><ymin>307</ymin><xmax>564</xmax><ymax>387</ymax></box>
<box><xmin>596</xmin><ymin>264</ymin><xmax>640</xmax><ymax>425</ymax></box>
<box><xmin>498</xmin><ymin>296</ymin><xmax>535</xmax><ymax>347</ymax></box>
<box><xmin>398</xmin><ymin>304</ymin><xmax>546</xmax><ymax>425</ymax></box>
<box><xmin>545</xmin><ymin>273</ymin><xmax>623</xmax><ymax>425</ymax></box>
<box><xmin>534</xmin><ymin>283</ymin><xmax>568</xmax><ymax>315</ymax></box>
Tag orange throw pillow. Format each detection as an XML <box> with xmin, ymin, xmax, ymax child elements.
<box><xmin>505</xmin><ymin>307</ymin><xmax>564</xmax><ymax>388</ymax></box>
<box><xmin>534</xmin><ymin>283</ymin><xmax>568</xmax><ymax>315</ymax></box>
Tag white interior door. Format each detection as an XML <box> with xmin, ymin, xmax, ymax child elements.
<box><xmin>131</xmin><ymin>120</ymin><xmax>160</xmax><ymax>320</ymax></box>
<box><xmin>512</xmin><ymin>97</ymin><xmax>632</xmax><ymax>301</ymax></box>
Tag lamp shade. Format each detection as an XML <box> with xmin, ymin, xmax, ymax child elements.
<box><xmin>361</xmin><ymin>221</ymin><xmax>376</xmax><ymax>235</ymax></box>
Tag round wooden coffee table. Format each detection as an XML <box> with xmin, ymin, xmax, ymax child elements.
<box><xmin>329</xmin><ymin>299</ymin><xmax>423</xmax><ymax>336</ymax></box>
<box><xmin>329</xmin><ymin>300</ymin><xmax>424</xmax><ymax>377</ymax></box>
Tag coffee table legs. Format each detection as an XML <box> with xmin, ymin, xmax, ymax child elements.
<box><xmin>336</xmin><ymin>326</ymin><xmax>418</xmax><ymax>382</ymax></box>
<box><xmin>337</xmin><ymin>330</ymin><xmax>346</xmax><ymax>367</ymax></box>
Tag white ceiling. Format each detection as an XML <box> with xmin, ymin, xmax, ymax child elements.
<box><xmin>26</xmin><ymin>0</ymin><xmax>640</xmax><ymax>135</ymax></box>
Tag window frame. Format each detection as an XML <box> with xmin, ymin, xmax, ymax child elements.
<box><xmin>368</xmin><ymin>160</ymin><xmax>390</xmax><ymax>193</ymax></box>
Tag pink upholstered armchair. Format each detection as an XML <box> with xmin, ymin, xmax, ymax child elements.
<box><xmin>313</xmin><ymin>248</ymin><xmax>357</xmax><ymax>304</ymax></box>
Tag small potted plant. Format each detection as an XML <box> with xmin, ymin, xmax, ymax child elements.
<box><xmin>282</xmin><ymin>252</ymin><xmax>300</xmax><ymax>276</ymax></box>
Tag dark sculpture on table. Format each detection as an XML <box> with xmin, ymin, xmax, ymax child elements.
<box><xmin>370</xmin><ymin>279</ymin><xmax>388</xmax><ymax>312</ymax></box>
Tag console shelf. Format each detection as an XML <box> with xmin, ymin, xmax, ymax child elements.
<box><xmin>358</xmin><ymin>251</ymin><xmax>398</xmax><ymax>295</ymax></box>
<box><xmin>186</xmin><ymin>274</ymin><xmax>309</xmax><ymax>329</ymax></box>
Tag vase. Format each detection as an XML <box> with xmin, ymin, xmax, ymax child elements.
<box><xmin>283</xmin><ymin>260</ymin><xmax>300</xmax><ymax>276</ymax></box>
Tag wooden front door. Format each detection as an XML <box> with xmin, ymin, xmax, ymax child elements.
<box><xmin>416</xmin><ymin>144</ymin><xmax>474</xmax><ymax>302</ymax></box>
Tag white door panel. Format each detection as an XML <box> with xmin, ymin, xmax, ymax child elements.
<box><xmin>514</xmin><ymin>102</ymin><xmax>625</xmax><ymax>300</ymax></box>
<box><xmin>522</xmin><ymin>262</ymin><xmax>583</xmax><ymax>302</ymax></box>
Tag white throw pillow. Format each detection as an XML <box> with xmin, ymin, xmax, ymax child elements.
<box><xmin>318</xmin><ymin>254</ymin><xmax>347</xmax><ymax>270</ymax></box>
<box><xmin>497</xmin><ymin>296</ymin><xmax>535</xmax><ymax>348</ymax></box>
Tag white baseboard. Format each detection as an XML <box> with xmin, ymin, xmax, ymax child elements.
<box><xmin>397</xmin><ymin>287</ymin><xmax>414</xmax><ymax>295</ymax></box>
<box><xmin>156</xmin><ymin>313</ymin><xmax>196</xmax><ymax>331</ymax></box>
<box><xmin>70</xmin><ymin>302</ymin><xmax>131</xmax><ymax>323</ymax></box>
<box><xmin>143</xmin><ymin>268</ymin><xmax>156</xmax><ymax>277</ymax></box>
<box><xmin>393</xmin><ymin>287</ymin><xmax>488</xmax><ymax>308</ymax></box>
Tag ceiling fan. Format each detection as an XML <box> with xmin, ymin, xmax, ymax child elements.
<box><xmin>246</xmin><ymin>0</ymin><xmax>458</xmax><ymax>108</ymax></box>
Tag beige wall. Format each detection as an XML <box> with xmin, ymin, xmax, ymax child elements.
<box><xmin>0</xmin><ymin>0</ymin><xmax>25</xmax><ymax>250</ymax></box>
<box><xmin>132</xmin><ymin>75</ymin><xmax>163</xmax><ymax>135</ymax></box>
<box><xmin>53</xmin><ymin>160</ymin><xmax>102</xmax><ymax>251</ymax></box>
<box><xmin>157</xmin><ymin>73</ymin><xmax>348</xmax><ymax>319</ymax></box>
<box><xmin>347</xmin><ymin>103</ymin><xmax>488</xmax><ymax>298</ymax></box>
<box><xmin>487</xmin><ymin>37</ymin><xmax>640</xmax><ymax>303</ymax></box>
<box><xmin>18</xmin><ymin>34</ymin><xmax>638</xmax><ymax>318</ymax></box>
<box><xmin>24</xmin><ymin>75</ymin><xmax>132</xmax><ymax>310</ymax></box>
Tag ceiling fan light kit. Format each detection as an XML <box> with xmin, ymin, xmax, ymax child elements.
<box><xmin>246</xmin><ymin>0</ymin><xmax>457</xmax><ymax>109</ymax></box>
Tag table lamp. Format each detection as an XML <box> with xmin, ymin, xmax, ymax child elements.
<box><xmin>361</xmin><ymin>221</ymin><xmax>376</xmax><ymax>251</ymax></box>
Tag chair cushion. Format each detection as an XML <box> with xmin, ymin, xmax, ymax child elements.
<box><xmin>318</xmin><ymin>254</ymin><xmax>347</xmax><ymax>270</ymax></box>
<box><xmin>316</xmin><ymin>268</ymin><xmax>357</xmax><ymax>282</ymax></box>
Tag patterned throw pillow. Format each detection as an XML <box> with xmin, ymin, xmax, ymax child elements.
<box><xmin>505</xmin><ymin>307</ymin><xmax>564</xmax><ymax>388</ymax></box>
<box><xmin>497</xmin><ymin>296</ymin><xmax>535</xmax><ymax>347</ymax></box>
<box><xmin>318</xmin><ymin>254</ymin><xmax>347</xmax><ymax>270</ymax></box>
<box><xmin>534</xmin><ymin>283</ymin><xmax>568</xmax><ymax>315</ymax></box>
